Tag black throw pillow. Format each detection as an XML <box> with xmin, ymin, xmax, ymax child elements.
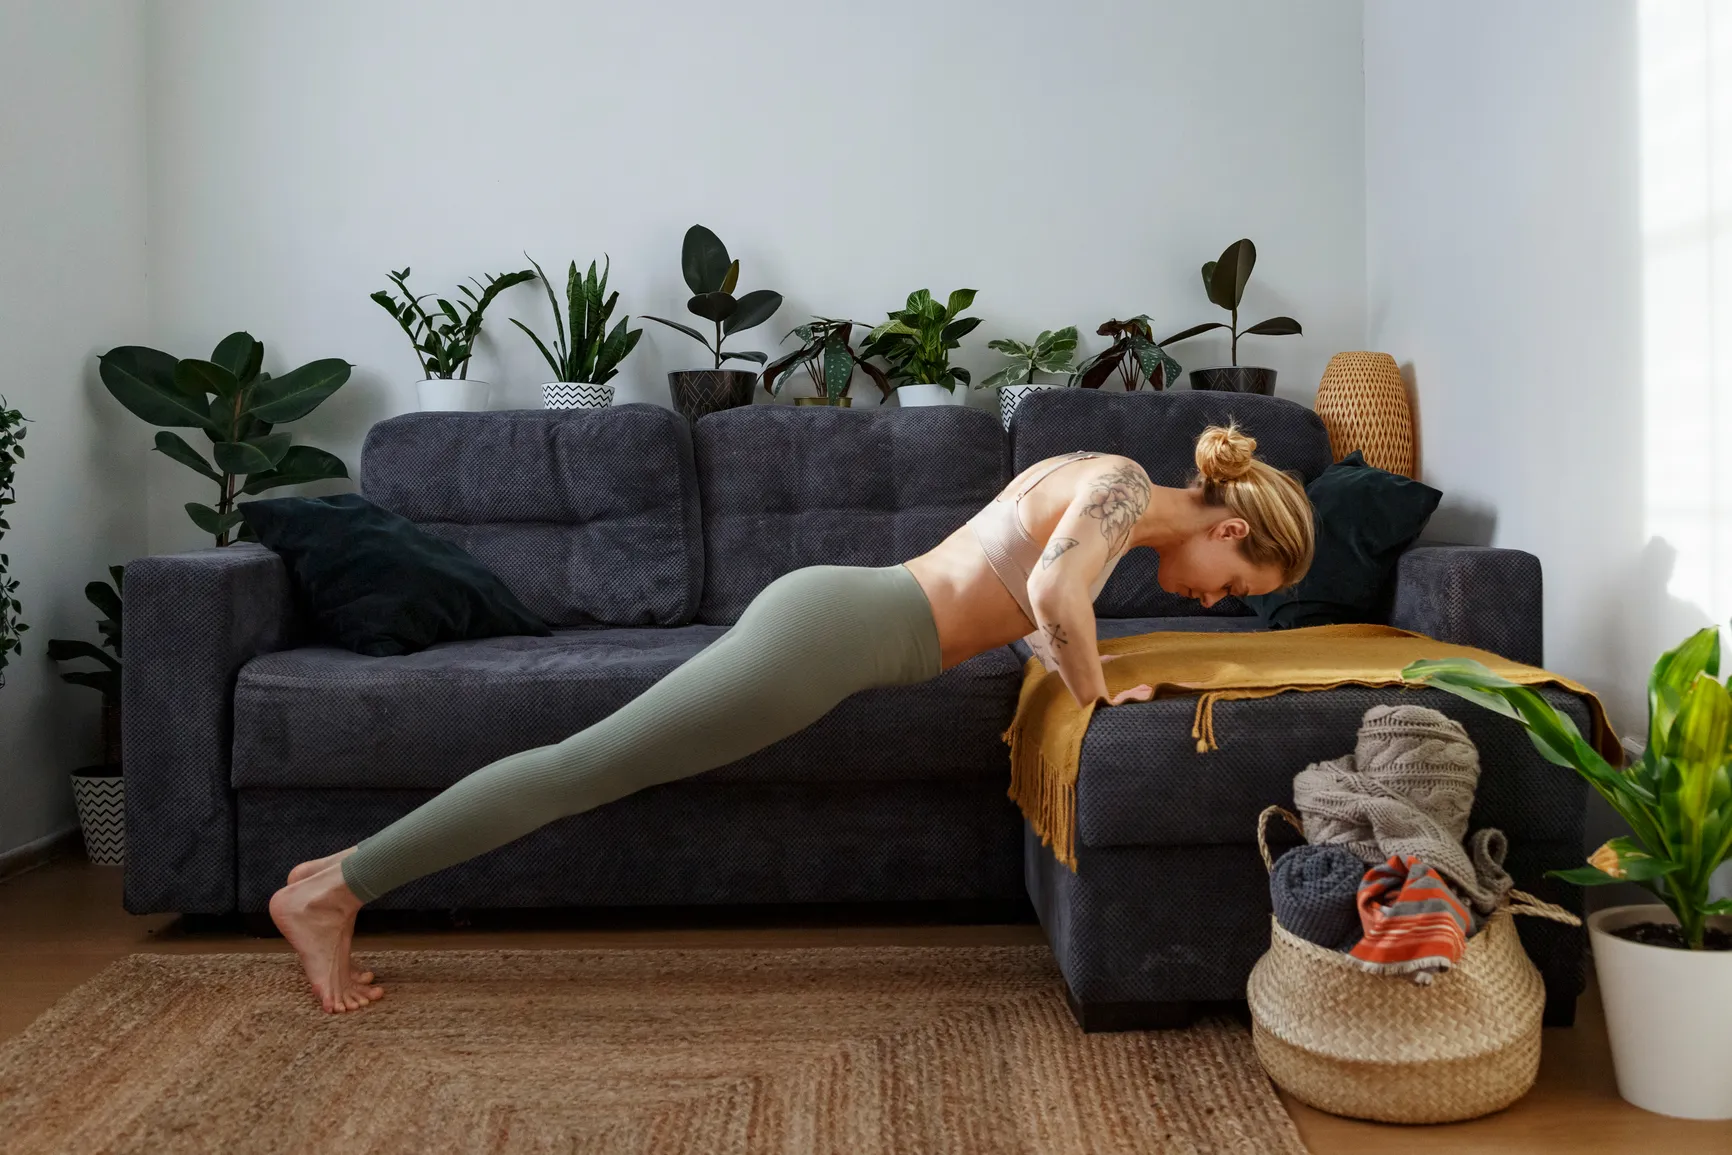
<box><xmin>1244</xmin><ymin>451</ymin><xmax>1442</xmax><ymax>629</ymax></box>
<box><xmin>239</xmin><ymin>492</ymin><xmax>552</xmax><ymax>656</ymax></box>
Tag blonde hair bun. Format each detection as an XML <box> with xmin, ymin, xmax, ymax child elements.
<box><xmin>1194</xmin><ymin>423</ymin><xmax>1258</xmax><ymax>482</ymax></box>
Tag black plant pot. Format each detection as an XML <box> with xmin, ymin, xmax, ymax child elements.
<box><xmin>668</xmin><ymin>370</ymin><xmax>759</xmax><ymax>422</ymax></box>
<box><xmin>1189</xmin><ymin>366</ymin><xmax>1277</xmax><ymax>395</ymax></box>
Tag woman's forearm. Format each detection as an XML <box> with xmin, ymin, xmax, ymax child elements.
<box><xmin>1029</xmin><ymin>587</ymin><xmax>1107</xmax><ymax>708</ymax></box>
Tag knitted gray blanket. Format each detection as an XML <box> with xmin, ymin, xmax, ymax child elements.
<box><xmin>1292</xmin><ymin>703</ymin><xmax>1513</xmax><ymax>914</ymax></box>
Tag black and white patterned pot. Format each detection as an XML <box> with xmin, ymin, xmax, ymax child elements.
<box><xmin>997</xmin><ymin>382</ymin><xmax>1064</xmax><ymax>430</ymax></box>
<box><xmin>71</xmin><ymin>768</ymin><xmax>124</xmax><ymax>866</ymax></box>
<box><xmin>668</xmin><ymin>370</ymin><xmax>758</xmax><ymax>422</ymax></box>
<box><xmin>541</xmin><ymin>381</ymin><xmax>616</xmax><ymax>409</ymax></box>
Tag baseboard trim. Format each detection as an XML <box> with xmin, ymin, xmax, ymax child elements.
<box><xmin>0</xmin><ymin>825</ymin><xmax>82</xmax><ymax>882</ymax></box>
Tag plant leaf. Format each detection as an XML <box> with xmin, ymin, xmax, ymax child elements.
<box><xmin>152</xmin><ymin>430</ymin><xmax>222</xmax><ymax>482</ymax></box>
<box><xmin>1242</xmin><ymin>316</ymin><xmax>1303</xmax><ymax>337</ymax></box>
<box><xmin>98</xmin><ymin>347</ymin><xmax>215</xmax><ymax>429</ymax></box>
<box><xmin>241</xmin><ymin>445</ymin><xmax>349</xmax><ymax>493</ymax></box>
<box><xmin>644</xmin><ymin>315</ymin><xmax>714</xmax><ymax>351</ymax></box>
<box><xmin>1158</xmin><ymin>321</ymin><xmax>1229</xmax><ymax>346</ymax></box>
<box><xmin>681</xmin><ymin>225</ymin><xmax>731</xmax><ymax>294</ymax></box>
<box><xmin>248</xmin><ymin>359</ymin><xmax>352</xmax><ymax>424</ymax></box>
<box><xmin>945</xmin><ymin>288</ymin><xmax>978</xmax><ymax>318</ymax></box>
<box><xmin>1208</xmin><ymin>239</ymin><xmax>1256</xmax><ymax>310</ymax></box>
<box><xmin>212</xmin><ymin>434</ymin><xmax>290</xmax><ymax>475</ymax></box>
<box><xmin>185</xmin><ymin>502</ymin><xmax>243</xmax><ymax>537</ymax></box>
<box><xmin>941</xmin><ymin>316</ymin><xmax>982</xmax><ymax>344</ymax></box>
<box><xmin>46</xmin><ymin>638</ymin><xmax>121</xmax><ymax>669</ymax></box>
<box><xmin>719</xmin><ymin>260</ymin><xmax>740</xmax><ymax>296</ymax></box>
<box><xmin>211</xmin><ymin>332</ymin><xmax>264</xmax><ymax>382</ymax></box>
<box><xmin>723</xmin><ymin>290</ymin><xmax>782</xmax><ymax>336</ymax></box>
<box><xmin>719</xmin><ymin>349</ymin><xmax>768</xmax><ymax>365</ymax></box>
<box><xmin>175</xmin><ymin>358</ymin><xmax>239</xmax><ymax>401</ymax></box>
<box><xmin>686</xmin><ymin>292</ymin><xmax>738</xmax><ymax>323</ymax></box>
<box><xmin>1547</xmin><ymin>865</ymin><xmax>1629</xmax><ymax>886</ymax></box>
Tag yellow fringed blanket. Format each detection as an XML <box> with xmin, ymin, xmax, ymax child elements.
<box><xmin>1001</xmin><ymin>624</ymin><xmax>1619</xmax><ymax>872</ymax></box>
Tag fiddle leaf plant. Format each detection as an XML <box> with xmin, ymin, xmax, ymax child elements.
<box><xmin>0</xmin><ymin>396</ymin><xmax>27</xmax><ymax>685</ymax></box>
<box><xmin>98</xmin><ymin>333</ymin><xmax>351</xmax><ymax>546</ymax></box>
<box><xmin>862</xmin><ymin>288</ymin><xmax>981</xmax><ymax>392</ymax></box>
<box><xmin>1070</xmin><ymin>316</ymin><xmax>1182</xmax><ymax>391</ymax></box>
<box><xmin>761</xmin><ymin>318</ymin><xmax>892</xmax><ymax>403</ymax></box>
<box><xmin>1404</xmin><ymin>624</ymin><xmax>1732</xmax><ymax>951</ymax></box>
<box><xmin>644</xmin><ymin>225</ymin><xmax>783</xmax><ymax>369</ymax></box>
<box><xmin>983</xmin><ymin>326</ymin><xmax>1080</xmax><ymax>390</ymax></box>
<box><xmin>371</xmin><ymin>265</ymin><xmax>538</xmax><ymax>379</ymax></box>
<box><xmin>1159</xmin><ymin>238</ymin><xmax>1302</xmax><ymax>365</ymax></box>
<box><xmin>511</xmin><ymin>253</ymin><xmax>642</xmax><ymax>384</ymax></box>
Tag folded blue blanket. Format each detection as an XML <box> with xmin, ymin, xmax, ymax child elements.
<box><xmin>1271</xmin><ymin>844</ymin><xmax>1365</xmax><ymax>949</ymax></box>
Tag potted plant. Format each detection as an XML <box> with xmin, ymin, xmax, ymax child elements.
<box><xmin>98</xmin><ymin>333</ymin><xmax>352</xmax><ymax>545</ymax></box>
<box><xmin>0</xmin><ymin>396</ymin><xmax>27</xmax><ymax>687</ymax></box>
<box><xmin>512</xmin><ymin>253</ymin><xmax>643</xmax><ymax>410</ymax></box>
<box><xmin>645</xmin><ymin>225</ymin><xmax>783</xmax><ymax>422</ymax></box>
<box><xmin>371</xmin><ymin>265</ymin><xmax>537</xmax><ymax>411</ymax></box>
<box><xmin>1069</xmin><ymin>316</ymin><xmax>1183</xmax><ymax>393</ymax></box>
<box><xmin>760</xmin><ymin>318</ymin><xmax>891</xmax><ymax>408</ymax></box>
<box><xmin>1405</xmin><ymin>627</ymin><xmax>1732</xmax><ymax>1120</ymax></box>
<box><xmin>983</xmin><ymin>326</ymin><xmax>1080</xmax><ymax>430</ymax></box>
<box><xmin>1159</xmin><ymin>239</ymin><xmax>1302</xmax><ymax>394</ymax></box>
<box><xmin>861</xmin><ymin>289</ymin><xmax>981</xmax><ymax>407</ymax></box>
<box><xmin>48</xmin><ymin>567</ymin><xmax>125</xmax><ymax>866</ymax></box>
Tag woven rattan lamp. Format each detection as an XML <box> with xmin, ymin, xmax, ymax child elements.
<box><xmin>1314</xmin><ymin>351</ymin><xmax>1415</xmax><ymax>477</ymax></box>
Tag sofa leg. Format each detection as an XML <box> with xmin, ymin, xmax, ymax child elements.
<box><xmin>1062</xmin><ymin>979</ymin><xmax>1195</xmax><ymax>1033</ymax></box>
<box><xmin>1543</xmin><ymin>988</ymin><xmax>1578</xmax><ymax>1028</ymax></box>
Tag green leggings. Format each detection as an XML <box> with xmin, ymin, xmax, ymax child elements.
<box><xmin>339</xmin><ymin>563</ymin><xmax>944</xmax><ymax>903</ymax></box>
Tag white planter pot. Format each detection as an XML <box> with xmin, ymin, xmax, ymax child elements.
<box><xmin>70</xmin><ymin>771</ymin><xmax>125</xmax><ymax>866</ymax></box>
<box><xmin>1589</xmin><ymin>903</ymin><xmax>1732</xmax><ymax>1119</ymax></box>
<box><xmin>997</xmin><ymin>381</ymin><xmax>1065</xmax><ymax>430</ymax></box>
<box><xmin>416</xmin><ymin>378</ymin><xmax>492</xmax><ymax>411</ymax></box>
<box><xmin>896</xmin><ymin>383</ymin><xmax>961</xmax><ymax>408</ymax></box>
<box><xmin>541</xmin><ymin>381</ymin><xmax>615</xmax><ymax>410</ymax></box>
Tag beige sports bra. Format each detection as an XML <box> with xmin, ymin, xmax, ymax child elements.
<box><xmin>965</xmin><ymin>451</ymin><xmax>1123</xmax><ymax>670</ymax></box>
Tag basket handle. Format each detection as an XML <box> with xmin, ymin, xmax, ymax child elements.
<box><xmin>1504</xmin><ymin>888</ymin><xmax>1583</xmax><ymax>927</ymax></box>
<box><xmin>1256</xmin><ymin>804</ymin><xmax>1305</xmax><ymax>874</ymax></box>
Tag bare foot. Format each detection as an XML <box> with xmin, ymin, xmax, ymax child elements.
<box><xmin>269</xmin><ymin>862</ymin><xmax>384</xmax><ymax>1013</ymax></box>
<box><xmin>287</xmin><ymin>845</ymin><xmax>358</xmax><ymax>885</ymax></box>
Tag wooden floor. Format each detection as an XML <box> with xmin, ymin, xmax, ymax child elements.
<box><xmin>4</xmin><ymin>853</ymin><xmax>1731</xmax><ymax>1153</ymax></box>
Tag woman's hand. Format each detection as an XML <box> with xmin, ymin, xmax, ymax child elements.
<box><xmin>1101</xmin><ymin>683</ymin><xmax>1154</xmax><ymax>706</ymax></box>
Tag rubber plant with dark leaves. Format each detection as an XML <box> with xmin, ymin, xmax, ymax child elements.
<box><xmin>1405</xmin><ymin>624</ymin><xmax>1732</xmax><ymax>951</ymax></box>
<box><xmin>1069</xmin><ymin>317</ymin><xmax>1181</xmax><ymax>391</ymax></box>
<box><xmin>760</xmin><ymin>318</ymin><xmax>892</xmax><ymax>404</ymax></box>
<box><xmin>1158</xmin><ymin>238</ymin><xmax>1302</xmax><ymax>363</ymax></box>
<box><xmin>644</xmin><ymin>225</ymin><xmax>783</xmax><ymax>370</ymax></box>
<box><xmin>97</xmin><ymin>334</ymin><xmax>351</xmax><ymax>546</ymax></box>
<box><xmin>861</xmin><ymin>289</ymin><xmax>982</xmax><ymax>392</ymax></box>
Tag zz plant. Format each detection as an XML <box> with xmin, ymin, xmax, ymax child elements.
<box><xmin>512</xmin><ymin>253</ymin><xmax>642</xmax><ymax>384</ymax></box>
<box><xmin>983</xmin><ymin>327</ymin><xmax>1080</xmax><ymax>390</ymax></box>
<box><xmin>372</xmin><ymin>266</ymin><xmax>537</xmax><ymax>379</ymax></box>
<box><xmin>1159</xmin><ymin>238</ymin><xmax>1302</xmax><ymax>364</ymax></box>
<box><xmin>0</xmin><ymin>396</ymin><xmax>26</xmax><ymax>684</ymax></box>
<box><xmin>863</xmin><ymin>289</ymin><xmax>982</xmax><ymax>392</ymax></box>
<box><xmin>645</xmin><ymin>225</ymin><xmax>783</xmax><ymax>369</ymax></box>
<box><xmin>98</xmin><ymin>333</ymin><xmax>351</xmax><ymax>546</ymax></box>
<box><xmin>761</xmin><ymin>318</ymin><xmax>891</xmax><ymax>403</ymax></box>
<box><xmin>1405</xmin><ymin>625</ymin><xmax>1732</xmax><ymax>950</ymax></box>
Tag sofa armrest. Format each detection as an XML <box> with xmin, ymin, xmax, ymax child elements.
<box><xmin>1385</xmin><ymin>545</ymin><xmax>1543</xmax><ymax>665</ymax></box>
<box><xmin>122</xmin><ymin>543</ymin><xmax>298</xmax><ymax>914</ymax></box>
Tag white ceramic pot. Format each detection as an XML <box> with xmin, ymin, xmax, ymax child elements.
<box><xmin>70</xmin><ymin>770</ymin><xmax>124</xmax><ymax>866</ymax></box>
<box><xmin>896</xmin><ymin>383</ymin><xmax>961</xmax><ymax>407</ymax></box>
<box><xmin>997</xmin><ymin>381</ymin><xmax>1065</xmax><ymax>430</ymax></box>
<box><xmin>416</xmin><ymin>378</ymin><xmax>492</xmax><ymax>411</ymax></box>
<box><xmin>541</xmin><ymin>381</ymin><xmax>615</xmax><ymax>410</ymax></box>
<box><xmin>1589</xmin><ymin>903</ymin><xmax>1732</xmax><ymax>1119</ymax></box>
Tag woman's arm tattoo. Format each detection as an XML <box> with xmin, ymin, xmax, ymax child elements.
<box><xmin>1039</xmin><ymin>536</ymin><xmax>1078</xmax><ymax>569</ymax></box>
<box><xmin>1080</xmin><ymin>463</ymin><xmax>1150</xmax><ymax>556</ymax></box>
<box><xmin>1043</xmin><ymin>620</ymin><xmax>1070</xmax><ymax>648</ymax></box>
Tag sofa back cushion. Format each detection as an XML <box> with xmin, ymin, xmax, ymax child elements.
<box><xmin>1008</xmin><ymin>389</ymin><xmax>1334</xmax><ymax>618</ymax></box>
<box><xmin>360</xmin><ymin>404</ymin><xmax>704</xmax><ymax>627</ymax></box>
<box><xmin>693</xmin><ymin>404</ymin><xmax>1006</xmax><ymax>624</ymax></box>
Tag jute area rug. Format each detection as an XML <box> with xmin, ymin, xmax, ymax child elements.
<box><xmin>0</xmin><ymin>944</ymin><xmax>1306</xmax><ymax>1154</ymax></box>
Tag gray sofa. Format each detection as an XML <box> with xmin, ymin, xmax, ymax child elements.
<box><xmin>121</xmin><ymin>388</ymin><xmax>1593</xmax><ymax>1030</ymax></box>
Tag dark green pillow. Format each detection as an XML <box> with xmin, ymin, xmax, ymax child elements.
<box><xmin>1244</xmin><ymin>452</ymin><xmax>1442</xmax><ymax>629</ymax></box>
<box><xmin>239</xmin><ymin>492</ymin><xmax>552</xmax><ymax>656</ymax></box>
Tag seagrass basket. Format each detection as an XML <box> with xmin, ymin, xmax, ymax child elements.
<box><xmin>1247</xmin><ymin>806</ymin><xmax>1580</xmax><ymax>1124</ymax></box>
<box><xmin>1314</xmin><ymin>351</ymin><xmax>1416</xmax><ymax>477</ymax></box>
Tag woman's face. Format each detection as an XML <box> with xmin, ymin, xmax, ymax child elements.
<box><xmin>1156</xmin><ymin>518</ymin><xmax>1287</xmax><ymax>607</ymax></box>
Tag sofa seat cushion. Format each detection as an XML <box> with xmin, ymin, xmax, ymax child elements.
<box><xmin>1072</xmin><ymin>684</ymin><xmax>1593</xmax><ymax>851</ymax></box>
<box><xmin>231</xmin><ymin>626</ymin><xmax>1026</xmax><ymax>790</ymax></box>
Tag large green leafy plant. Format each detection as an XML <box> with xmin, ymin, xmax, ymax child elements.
<box><xmin>0</xmin><ymin>396</ymin><xmax>27</xmax><ymax>684</ymax></box>
<box><xmin>1159</xmin><ymin>238</ymin><xmax>1302</xmax><ymax>365</ymax></box>
<box><xmin>761</xmin><ymin>318</ymin><xmax>891</xmax><ymax>403</ymax></box>
<box><xmin>1070</xmin><ymin>316</ymin><xmax>1182</xmax><ymax>391</ymax></box>
<box><xmin>47</xmin><ymin>566</ymin><xmax>123</xmax><ymax>704</ymax></box>
<box><xmin>983</xmin><ymin>327</ymin><xmax>1080</xmax><ymax>390</ymax></box>
<box><xmin>1405</xmin><ymin>625</ymin><xmax>1732</xmax><ymax>949</ymax></box>
<box><xmin>371</xmin><ymin>266</ymin><xmax>537</xmax><ymax>379</ymax></box>
<box><xmin>512</xmin><ymin>253</ymin><xmax>642</xmax><ymax>384</ymax></box>
<box><xmin>862</xmin><ymin>289</ymin><xmax>981</xmax><ymax>392</ymax></box>
<box><xmin>645</xmin><ymin>225</ymin><xmax>783</xmax><ymax>370</ymax></box>
<box><xmin>98</xmin><ymin>334</ymin><xmax>351</xmax><ymax>546</ymax></box>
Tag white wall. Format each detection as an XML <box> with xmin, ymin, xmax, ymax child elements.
<box><xmin>0</xmin><ymin>1</ymin><xmax>150</xmax><ymax>855</ymax></box>
<box><xmin>142</xmin><ymin>0</ymin><xmax>1367</xmax><ymax>552</ymax></box>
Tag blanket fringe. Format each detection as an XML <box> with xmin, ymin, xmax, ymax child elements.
<box><xmin>1005</xmin><ymin>719</ymin><xmax>1079</xmax><ymax>872</ymax></box>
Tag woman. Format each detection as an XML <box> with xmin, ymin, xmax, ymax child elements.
<box><xmin>271</xmin><ymin>422</ymin><xmax>1314</xmax><ymax>1012</ymax></box>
